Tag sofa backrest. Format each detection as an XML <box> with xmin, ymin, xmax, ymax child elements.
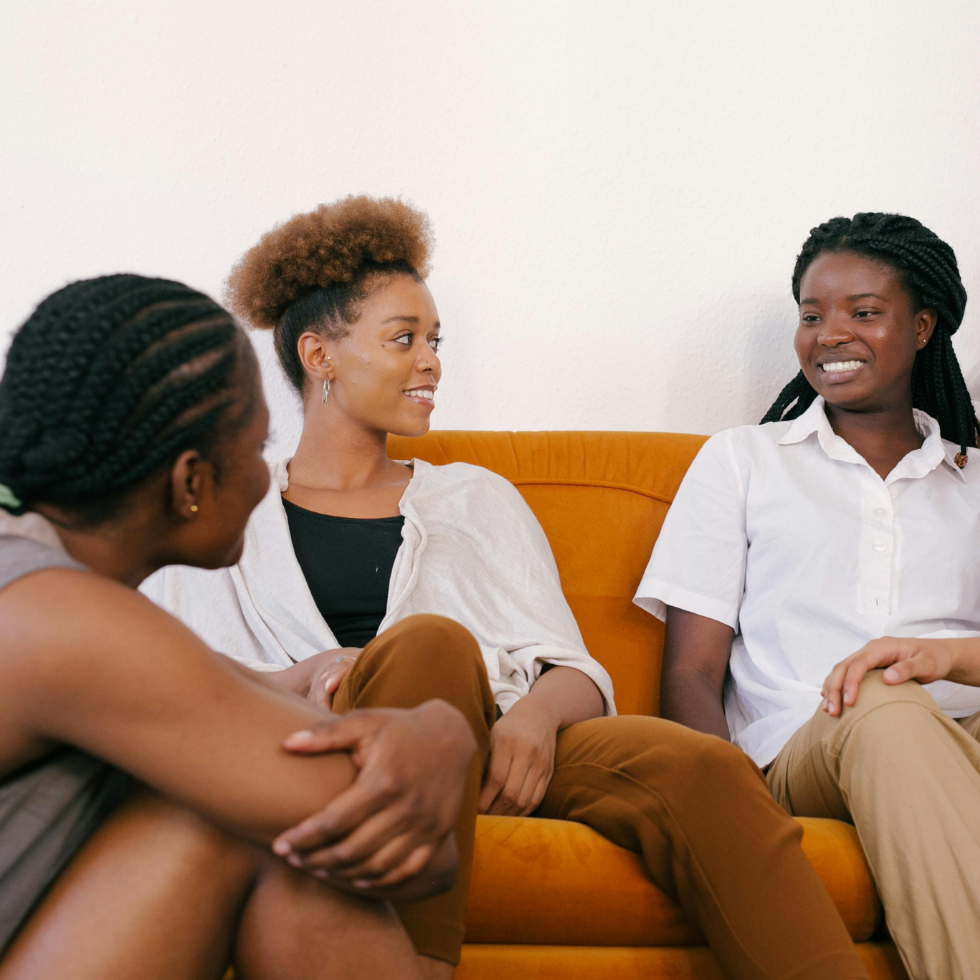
<box><xmin>387</xmin><ymin>431</ymin><xmax>707</xmax><ymax>716</ymax></box>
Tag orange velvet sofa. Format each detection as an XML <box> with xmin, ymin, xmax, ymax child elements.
<box><xmin>387</xmin><ymin>430</ymin><xmax>909</xmax><ymax>980</ymax></box>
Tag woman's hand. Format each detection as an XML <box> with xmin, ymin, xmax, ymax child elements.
<box><xmin>306</xmin><ymin>647</ymin><xmax>361</xmax><ymax>709</ymax></box>
<box><xmin>479</xmin><ymin>697</ymin><xmax>558</xmax><ymax>817</ymax></box>
<box><xmin>821</xmin><ymin>636</ymin><xmax>964</xmax><ymax>716</ymax></box>
<box><xmin>272</xmin><ymin>699</ymin><xmax>477</xmax><ymax>893</ymax></box>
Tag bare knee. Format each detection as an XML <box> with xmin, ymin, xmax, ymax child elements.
<box><xmin>121</xmin><ymin>788</ymin><xmax>259</xmax><ymax>885</ymax></box>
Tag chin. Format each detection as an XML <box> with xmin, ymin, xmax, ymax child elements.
<box><xmin>388</xmin><ymin>415</ymin><xmax>432</xmax><ymax>438</ymax></box>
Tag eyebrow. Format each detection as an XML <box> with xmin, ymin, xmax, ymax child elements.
<box><xmin>799</xmin><ymin>293</ymin><xmax>889</xmax><ymax>305</ymax></box>
<box><xmin>382</xmin><ymin>315</ymin><xmax>441</xmax><ymax>329</ymax></box>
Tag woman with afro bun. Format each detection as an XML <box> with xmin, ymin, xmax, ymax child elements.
<box><xmin>145</xmin><ymin>196</ymin><xmax>867</xmax><ymax>980</ymax></box>
<box><xmin>639</xmin><ymin>213</ymin><xmax>980</xmax><ymax>977</ymax></box>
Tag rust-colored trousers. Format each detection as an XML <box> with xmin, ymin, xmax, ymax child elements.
<box><xmin>337</xmin><ymin>616</ymin><xmax>865</xmax><ymax>978</ymax></box>
<box><xmin>333</xmin><ymin>615</ymin><xmax>496</xmax><ymax>965</ymax></box>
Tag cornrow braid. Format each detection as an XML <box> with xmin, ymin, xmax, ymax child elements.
<box><xmin>0</xmin><ymin>274</ymin><xmax>250</xmax><ymax>522</ymax></box>
<box><xmin>762</xmin><ymin>212</ymin><xmax>977</xmax><ymax>464</ymax></box>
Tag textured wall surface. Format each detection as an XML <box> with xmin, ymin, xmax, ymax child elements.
<box><xmin>3</xmin><ymin>1</ymin><xmax>980</xmax><ymax>458</ymax></box>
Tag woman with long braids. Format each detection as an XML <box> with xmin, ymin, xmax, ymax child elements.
<box><xmin>637</xmin><ymin>212</ymin><xmax>980</xmax><ymax>978</ymax></box>
<box><xmin>0</xmin><ymin>273</ymin><xmax>485</xmax><ymax>979</ymax></box>
<box><xmin>147</xmin><ymin>195</ymin><xmax>869</xmax><ymax>980</ymax></box>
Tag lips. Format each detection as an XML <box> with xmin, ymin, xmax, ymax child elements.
<box><xmin>404</xmin><ymin>385</ymin><xmax>436</xmax><ymax>404</ymax></box>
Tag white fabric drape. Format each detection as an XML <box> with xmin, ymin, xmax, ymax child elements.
<box><xmin>142</xmin><ymin>459</ymin><xmax>616</xmax><ymax>715</ymax></box>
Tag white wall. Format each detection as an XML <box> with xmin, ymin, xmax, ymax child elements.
<box><xmin>3</xmin><ymin>0</ymin><xmax>980</xmax><ymax>458</ymax></box>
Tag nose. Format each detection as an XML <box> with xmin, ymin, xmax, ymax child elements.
<box><xmin>416</xmin><ymin>347</ymin><xmax>441</xmax><ymax>382</ymax></box>
<box><xmin>817</xmin><ymin>313</ymin><xmax>855</xmax><ymax>347</ymax></box>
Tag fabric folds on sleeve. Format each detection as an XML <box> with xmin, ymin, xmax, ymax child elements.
<box><xmin>633</xmin><ymin>430</ymin><xmax>748</xmax><ymax>630</ymax></box>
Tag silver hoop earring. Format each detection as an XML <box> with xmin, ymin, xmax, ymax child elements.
<box><xmin>322</xmin><ymin>377</ymin><xmax>331</xmax><ymax>405</ymax></box>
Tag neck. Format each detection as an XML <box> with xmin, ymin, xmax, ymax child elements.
<box><xmin>288</xmin><ymin>403</ymin><xmax>401</xmax><ymax>491</ymax></box>
<box><xmin>822</xmin><ymin>395</ymin><xmax>924</xmax><ymax>470</ymax></box>
<box><xmin>33</xmin><ymin>506</ymin><xmax>162</xmax><ymax>588</ymax></box>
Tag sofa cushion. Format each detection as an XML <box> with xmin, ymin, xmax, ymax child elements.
<box><xmin>465</xmin><ymin>814</ymin><xmax>881</xmax><ymax>946</ymax></box>
<box><xmin>457</xmin><ymin>941</ymin><xmax>907</xmax><ymax>980</ymax></box>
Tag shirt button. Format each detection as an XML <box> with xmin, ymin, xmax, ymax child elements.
<box><xmin>873</xmin><ymin>539</ymin><xmax>887</xmax><ymax>552</ymax></box>
<box><xmin>874</xmin><ymin>507</ymin><xmax>887</xmax><ymax>518</ymax></box>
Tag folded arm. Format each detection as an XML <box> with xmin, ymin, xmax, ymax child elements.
<box><xmin>0</xmin><ymin>569</ymin><xmax>464</xmax><ymax>900</ymax></box>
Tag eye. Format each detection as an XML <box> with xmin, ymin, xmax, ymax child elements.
<box><xmin>393</xmin><ymin>333</ymin><xmax>413</xmax><ymax>346</ymax></box>
<box><xmin>429</xmin><ymin>336</ymin><xmax>443</xmax><ymax>352</ymax></box>
<box><xmin>854</xmin><ymin>309</ymin><xmax>879</xmax><ymax>318</ymax></box>
<box><xmin>801</xmin><ymin>313</ymin><xmax>820</xmax><ymax>323</ymax></box>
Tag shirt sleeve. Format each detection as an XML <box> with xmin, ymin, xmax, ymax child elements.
<box><xmin>633</xmin><ymin>430</ymin><xmax>748</xmax><ymax>629</ymax></box>
<box><xmin>451</xmin><ymin>467</ymin><xmax>617</xmax><ymax>716</ymax></box>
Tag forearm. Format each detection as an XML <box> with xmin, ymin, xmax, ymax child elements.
<box><xmin>660</xmin><ymin>667</ymin><xmax>731</xmax><ymax>740</ymax></box>
<box><xmin>519</xmin><ymin>665</ymin><xmax>604</xmax><ymax>731</ymax></box>
<box><xmin>948</xmin><ymin>638</ymin><xmax>980</xmax><ymax>685</ymax></box>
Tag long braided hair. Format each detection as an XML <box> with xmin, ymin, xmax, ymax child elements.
<box><xmin>0</xmin><ymin>274</ymin><xmax>250</xmax><ymax>522</ymax></box>
<box><xmin>762</xmin><ymin>213</ymin><xmax>977</xmax><ymax>464</ymax></box>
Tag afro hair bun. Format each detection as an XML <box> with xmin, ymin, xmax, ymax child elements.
<box><xmin>225</xmin><ymin>195</ymin><xmax>433</xmax><ymax>330</ymax></box>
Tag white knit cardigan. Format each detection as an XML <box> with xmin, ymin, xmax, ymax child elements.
<box><xmin>141</xmin><ymin>459</ymin><xmax>616</xmax><ymax>715</ymax></box>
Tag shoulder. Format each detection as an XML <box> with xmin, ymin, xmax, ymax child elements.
<box><xmin>1</xmin><ymin>567</ymin><xmax>200</xmax><ymax>685</ymax></box>
<box><xmin>414</xmin><ymin>460</ymin><xmax>525</xmax><ymax>502</ymax></box>
<box><xmin>410</xmin><ymin>461</ymin><xmax>543</xmax><ymax>538</ymax></box>
<box><xmin>695</xmin><ymin>422</ymin><xmax>793</xmax><ymax>469</ymax></box>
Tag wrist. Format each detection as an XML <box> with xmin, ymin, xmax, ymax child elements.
<box><xmin>948</xmin><ymin>638</ymin><xmax>980</xmax><ymax>684</ymax></box>
<box><xmin>508</xmin><ymin>690</ymin><xmax>562</xmax><ymax>733</ymax></box>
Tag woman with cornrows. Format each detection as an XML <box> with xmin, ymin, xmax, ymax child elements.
<box><xmin>146</xmin><ymin>195</ymin><xmax>868</xmax><ymax>980</ymax></box>
<box><xmin>0</xmin><ymin>274</ymin><xmax>485</xmax><ymax>979</ymax></box>
<box><xmin>639</xmin><ymin>212</ymin><xmax>980</xmax><ymax>979</ymax></box>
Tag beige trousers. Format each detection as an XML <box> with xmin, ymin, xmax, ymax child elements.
<box><xmin>767</xmin><ymin>671</ymin><xmax>980</xmax><ymax>980</ymax></box>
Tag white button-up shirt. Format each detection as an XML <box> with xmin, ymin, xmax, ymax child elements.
<box><xmin>634</xmin><ymin>397</ymin><xmax>980</xmax><ymax>766</ymax></box>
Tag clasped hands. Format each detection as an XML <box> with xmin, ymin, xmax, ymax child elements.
<box><xmin>269</xmin><ymin>647</ymin><xmax>477</xmax><ymax>899</ymax></box>
<box><xmin>271</xmin><ymin>646</ymin><xmax>563</xmax><ymax>897</ymax></box>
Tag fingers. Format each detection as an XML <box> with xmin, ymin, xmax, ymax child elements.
<box><xmin>298</xmin><ymin>808</ymin><xmax>418</xmax><ymax>877</ymax></box>
<box><xmin>820</xmin><ymin>659</ymin><xmax>849</xmax><ymax>717</ymax></box>
<box><xmin>840</xmin><ymin>658</ymin><xmax>873</xmax><ymax>711</ymax></box>
<box><xmin>282</xmin><ymin>711</ymin><xmax>379</xmax><ymax>754</ymax></box>
<box><xmin>272</xmin><ymin>773</ymin><xmax>392</xmax><ymax>856</ymax></box>
<box><xmin>478</xmin><ymin>748</ymin><xmax>512</xmax><ymax>814</ymax></box>
<box><xmin>883</xmin><ymin>656</ymin><xmax>923</xmax><ymax>684</ymax></box>
<box><xmin>485</xmin><ymin>751</ymin><xmax>552</xmax><ymax>817</ymax></box>
<box><xmin>308</xmin><ymin>661</ymin><xmax>353</xmax><ymax>709</ymax></box>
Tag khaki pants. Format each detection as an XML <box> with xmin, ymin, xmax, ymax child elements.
<box><xmin>767</xmin><ymin>671</ymin><xmax>980</xmax><ymax>980</ymax></box>
<box><xmin>339</xmin><ymin>615</ymin><xmax>864</xmax><ymax>978</ymax></box>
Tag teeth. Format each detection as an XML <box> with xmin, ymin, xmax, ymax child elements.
<box><xmin>405</xmin><ymin>389</ymin><xmax>434</xmax><ymax>400</ymax></box>
<box><xmin>821</xmin><ymin>360</ymin><xmax>864</xmax><ymax>374</ymax></box>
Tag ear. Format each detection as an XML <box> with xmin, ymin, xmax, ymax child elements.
<box><xmin>914</xmin><ymin>308</ymin><xmax>938</xmax><ymax>351</ymax></box>
<box><xmin>169</xmin><ymin>449</ymin><xmax>214</xmax><ymax>520</ymax></box>
<box><xmin>296</xmin><ymin>332</ymin><xmax>335</xmax><ymax>385</ymax></box>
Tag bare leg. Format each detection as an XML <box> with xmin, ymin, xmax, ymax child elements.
<box><xmin>0</xmin><ymin>790</ymin><xmax>423</xmax><ymax>980</ymax></box>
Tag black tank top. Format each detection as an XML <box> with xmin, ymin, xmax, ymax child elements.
<box><xmin>282</xmin><ymin>500</ymin><xmax>405</xmax><ymax>648</ymax></box>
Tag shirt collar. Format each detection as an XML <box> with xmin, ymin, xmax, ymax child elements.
<box><xmin>776</xmin><ymin>396</ymin><xmax>965</xmax><ymax>481</ymax></box>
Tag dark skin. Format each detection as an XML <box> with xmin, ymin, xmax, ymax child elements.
<box><xmin>662</xmin><ymin>251</ymin><xmax>938</xmax><ymax>738</ymax></box>
<box><xmin>0</xmin><ymin>343</ymin><xmax>478</xmax><ymax>980</ymax></box>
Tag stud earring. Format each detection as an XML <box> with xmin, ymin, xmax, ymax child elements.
<box><xmin>189</xmin><ymin>504</ymin><xmax>199</xmax><ymax>513</ymax></box>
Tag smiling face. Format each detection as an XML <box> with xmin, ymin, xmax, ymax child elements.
<box><xmin>794</xmin><ymin>250</ymin><xmax>937</xmax><ymax>413</ymax></box>
<box><xmin>300</xmin><ymin>273</ymin><xmax>443</xmax><ymax>437</ymax></box>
